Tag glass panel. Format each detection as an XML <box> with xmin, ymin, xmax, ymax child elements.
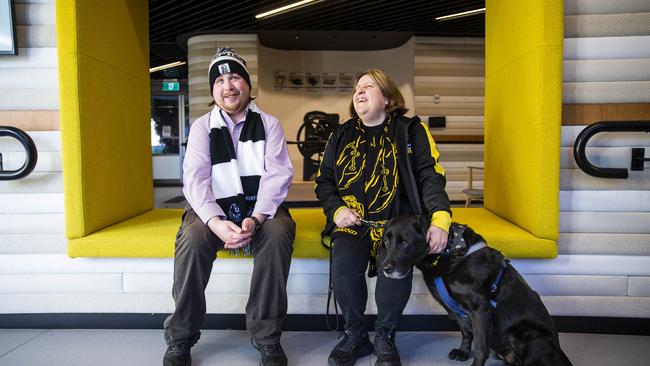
<box><xmin>151</xmin><ymin>95</ymin><xmax>180</xmax><ymax>155</ymax></box>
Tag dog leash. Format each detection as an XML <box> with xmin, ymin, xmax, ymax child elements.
<box><xmin>359</xmin><ymin>218</ymin><xmax>384</xmax><ymax>229</ymax></box>
<box><xmin>325</xmin><ymin>218</ymin><xmax>385</xmax><ymax>331</ymax></box>
<box><xmin>326</xmin><ymin>241</ymin><xmax>340</xmax><ymax>332</ymax></box>
<box><xmin>325</xmin><ymin>218</ymin><xmax>383</xmax><ymax>331</ymax></box>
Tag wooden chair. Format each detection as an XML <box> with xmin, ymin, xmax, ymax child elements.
<box><xmin>462</xmin><ymin>166</ymin><xmax>484</xmax><ymax>207</ymax></box>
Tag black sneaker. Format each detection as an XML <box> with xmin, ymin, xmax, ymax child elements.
<box><xmin>163</xmin><ymin>335</ymin><xmax>199</xmax><ymax>366</ymax></box>
<box><xmin>251</xmin><ymin>338</ymin><xmax>288</xmax><ymax>366</ymax></box>
<box><xmin>328</xmin><ymin>330</ymin><xmax>373</xmax><ymax>366</ymax></box>
<box><xmin>374</xmin><ymin>333</ymin><xmax>401</xmax><ymax>366</ymax></box>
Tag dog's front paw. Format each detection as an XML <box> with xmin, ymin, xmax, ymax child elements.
<box><xmin>448</xmin><ymin>348</ymin><xmax>471</xmax><ymax>361</ymax></box>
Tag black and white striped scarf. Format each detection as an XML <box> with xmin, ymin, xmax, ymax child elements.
<box><xmin>209</xmin><ymin>103</ymin><xmax>265</xmax><ymax>225</ymax></box>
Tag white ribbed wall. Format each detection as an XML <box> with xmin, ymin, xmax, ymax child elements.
<box><xmin>554</xmin><ymin>0</ymin><xmax>650</xmax><ymax>316</ymax></box>
<box><xmin>413</xmin><ymin>37</ymin><xmax>485</xmax><ymax>201</ymax></box>
<box><xmin>1</xmin><ymin>0</ymin><xmax>649</xmax><ymax>319</ymax></box>
<box><xmin>413</xmin><ymin>37</ymin><xmax>485</xmax><ymax>136</ymax></box>
<box><xmin>560</xmin><ymin>0</ymin><xmax>650</xmax><ymax>255</ymax></box>
<box><xmin>0</xmin><ymin>0</ymin><xmax>63</xmax><ymax>256</ymax></box>
<box><xmin>0</xmin><ymin>1</ymin><xmax>58</xmax><ymax>110</ymax></box>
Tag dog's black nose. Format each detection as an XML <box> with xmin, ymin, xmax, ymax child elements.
<box><xmin>383</xmin><ymin>262</ymin><xmax>394</xmax><ymax>274</ymax></box>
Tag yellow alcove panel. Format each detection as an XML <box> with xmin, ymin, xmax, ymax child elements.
<box><xmin>58</xmin><ymin>0</ymin><xmax>152</xmax><ymax>239</ymax></box>
<box><xmin>484</xmin><ymin>0</ymin><xmax>562</xmax><ymax>241</ymax></box>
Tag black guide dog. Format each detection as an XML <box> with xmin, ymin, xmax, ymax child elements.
<box><xmin>380</xmin><ymin>215</ymin><xmax>572</xmax><ymax>366</ymax></box>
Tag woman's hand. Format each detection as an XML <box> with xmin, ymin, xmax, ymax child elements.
<box><xmin>426</xmin><ymin>225</ymin><xmax>448</xmax><ymax>254</ymax></box>
<box><xmin>334</xmin><ymin>207</ymin><xmax>361</xmax><ymax>228</ymax></box>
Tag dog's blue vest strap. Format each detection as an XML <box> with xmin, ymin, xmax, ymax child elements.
<box><xmin>488</xmin><ymin>259</ymin><xmax>510</xmax><ymax>308</ymax></box>
<box><xmin>464</xmin><ymin>241</ymin><xmax>487</xmax><ymax>257</ymax></box>
<box><xmin>436</xmin><ymin>259</ymin><xmax>509</xmax><ymax>315</ymax></box>
<box><xmin>434</xmin><ymin>277</ymin><xmax>468</xmax><ymax>318</ymax></box>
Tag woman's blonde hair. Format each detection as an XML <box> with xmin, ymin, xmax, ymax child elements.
<box><xmin>349</xmin><ymin>69</ymin><xmax>408</xmax><ymax>118</ymax></box>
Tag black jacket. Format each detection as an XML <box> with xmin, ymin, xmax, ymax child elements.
<box><xmin>315</xmin><ymin>114</ymin><xmax>451</xmax><ymax>238</ymax></box>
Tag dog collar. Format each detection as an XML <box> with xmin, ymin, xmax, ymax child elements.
<box><xmin>441</xmin><ymin>223</ymin><xmax>468</xmax><ymax>255</ymax></box>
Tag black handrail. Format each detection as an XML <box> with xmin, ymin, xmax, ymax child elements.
<box><xmin>573</xmin><ymin>120</ymin><xmax>650</xmax><ymax>179</ymax></box>
<box><xmin>0</xmin><ymin>126</ymin><xmax>38</xmax><ymax>181</ymax></box>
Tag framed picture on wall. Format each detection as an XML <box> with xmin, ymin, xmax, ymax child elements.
<box><xmin>0</xmin><ymin>0</ymin><xmax>17</xmax><ymax>55</ymax></box>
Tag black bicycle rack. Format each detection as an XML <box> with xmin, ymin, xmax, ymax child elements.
<box><xmin>0</xmin><ymin>126</ymin><xmax>38</xmax><ymax>181</ymax></box>
<box><xmin>573</xmin><ymin>120</ymin><xmax>650</xmax><ymax>179</ymax></box>
<box><xmin>287</xmin><ymin>111</ymin><xmax>339</xmax><ymax>181</ymax></box>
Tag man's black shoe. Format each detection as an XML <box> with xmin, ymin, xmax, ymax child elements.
<box><xmin>374</xmin><ymin>333</ymin><xmax>401</xmax><ymax>366</ymax></box>
<box><xmin>328</xmin><ymin>330</ymin><xmax>373</xmax><ymax>366</ymax></box>
<box><xmin>251</xmin><ymin>338</ymin><xmax>288</xmax><ymax>366</ymax></box>
<box><xmin>163</xmin><ymin>335</ymin><xmax>199</xmax><ymax>366</ymax></box>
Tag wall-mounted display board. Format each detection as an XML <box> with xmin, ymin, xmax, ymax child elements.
<box><xmin>0</xmin><ymin>0</ymin><xmax>17</xmax><ymax>55</ymax></box>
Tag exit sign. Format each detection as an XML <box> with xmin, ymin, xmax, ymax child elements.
<box><xmin>162</xmin><ymin>80</ymin><xmax>179</xmax><ymax>91</ymax></box>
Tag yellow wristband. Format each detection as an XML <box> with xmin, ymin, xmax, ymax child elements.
<box><xmin>430</xmin><ymin>211</ymin><xmax>451</xmax><ymax>232</ymax></box>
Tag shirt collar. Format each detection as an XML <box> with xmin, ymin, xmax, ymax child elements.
<box><xmin>218</xmin><ymin>104</ymin><xmax>249</xmax><ymax>127</ymax></box>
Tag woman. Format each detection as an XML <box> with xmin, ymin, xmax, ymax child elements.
<box><xmin>315</xmin><ymin>69</ymin><xmax>451</xmax><ymax>366</ymax></box>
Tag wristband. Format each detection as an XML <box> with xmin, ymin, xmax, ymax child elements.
<box><xmin>249</xmin><ymin>216</ymin><xmax>262</xmax><ymax>233</ymax></box>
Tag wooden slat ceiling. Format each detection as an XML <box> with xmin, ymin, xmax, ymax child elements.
<box><xmin>149</xmin><ymin>0</ymin><xmax>485</xmax><ymax>79</ymax></box>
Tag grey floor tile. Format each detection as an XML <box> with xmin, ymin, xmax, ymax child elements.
<box><xmin>0</xmin><ymin>329</ymin><xmax>649</xmax><ymax>366</ymax></box>
<box><xmin>192</xmin><ymin>330</ymin><xmax>371</xmax><ymax>366</ymax></box>
<box><xmin>0</xmin><ymin>329</ymin><xmax>46</xmax><ymax>358</ymax></box>
<box><xmin>0</xmin><ymin>329</ymin><xmax>165</xmax><ymax>366</ymax></box>
<box><xmin>559</xmin><ymin>333</ymin><xmax>650</xmax><ymax>366</ymax></box>
<box><xmin>381</xmin><ymin>331</ymin><xmax>503</xmax><ymax>366</ymax></box>
<box><xmin>283</xmin><ymin>331</ymin><xmax>370</xmax><ymax>366</ymax></box>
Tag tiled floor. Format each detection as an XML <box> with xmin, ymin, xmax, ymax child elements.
<box><xmin>1</xmin><ymin>329</ymin><xmax>649</xmax><ymax>366</ymax></box>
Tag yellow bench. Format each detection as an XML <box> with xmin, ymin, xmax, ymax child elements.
<box><xmin>68</xmin><ymin>207</ymin><xmax>556</xmax><ymax>259</ymax></box>
<box><xmin>68</xmin><ymin>208</ymin><xmax>328</xmax><ymax>259</ymax></box>
<box><xmin>58</xmin><ymin>1</ymin><xmax>561</xmax><ymax>261</ymax></box>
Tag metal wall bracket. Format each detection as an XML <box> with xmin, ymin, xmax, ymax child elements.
<box><xmin>574</xmin><ymin>120</ymin><xmax>650</xmax><ymax>179</ymax></box>
<box><xmin>0</xmin><ymin>126</ymin><xmax>38</xmax><ymax>181</ymax></box>
<box><xmin>631</xmin><ymin>148</ymin><xmax>649</xmax><ymax>171</ymax></box>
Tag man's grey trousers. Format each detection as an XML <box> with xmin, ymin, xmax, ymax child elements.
<box><xmin>164</xmin><ymin>205</ymin><xmax>295</xmax><ymax>346</ymax></box>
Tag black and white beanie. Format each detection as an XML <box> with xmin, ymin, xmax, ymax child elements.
<box><xmin>208</xmin><ymin>47</ymin><xmax>252</xmax><ymax>95</ymax></box>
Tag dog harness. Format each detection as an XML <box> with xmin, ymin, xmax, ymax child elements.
<box><xmin>433</xmin><ymin>224</ymin><xmax>510</xmax><ymax>318</ymax></box>
<box><xmin>434</xmin><ymin>259</ymin><xmax>509</xmax><ymax>318</ymax></box>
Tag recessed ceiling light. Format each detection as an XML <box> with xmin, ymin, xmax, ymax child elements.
<box><xmin>149</xmin><ymin>61</ymin><xmax>186</xmax><ymax>73</ymax></box>
<box><xmin>435</xmin><ymin>7</ymin><xmax>485</xmax><ymax>21</ymax></box>
<box><xmin>255</xmin><ymin>0</ymin><xmax>319</xmax><ymax>19</ymax></box>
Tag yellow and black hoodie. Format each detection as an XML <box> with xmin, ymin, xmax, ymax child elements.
<box><xmin>315</xmin><ymin>113</ymin><xmax>451</xmax><ymax>273</ymax></box>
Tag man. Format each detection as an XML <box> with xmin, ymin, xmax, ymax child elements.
<box><xmin>163</xmin><ymin>48</ymin><xmax>295</xmax><ymax>366</ymax></box>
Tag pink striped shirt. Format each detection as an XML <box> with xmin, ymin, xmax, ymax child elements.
<box><xmin>182</xmin><ymin>104</ymin><xmax>293</xmax><ymax>223</ymax></box>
